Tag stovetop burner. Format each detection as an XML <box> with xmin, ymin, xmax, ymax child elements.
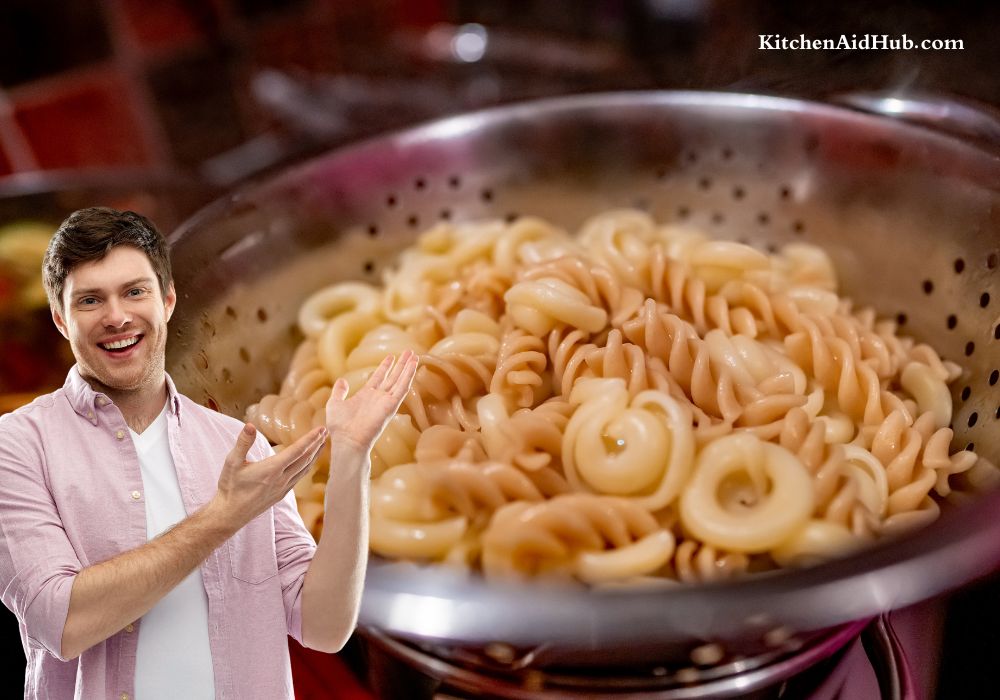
<box><xmin>362</xmin><ymin>602</ymin><xmax>943</xmax><ymax>700</ymax></box>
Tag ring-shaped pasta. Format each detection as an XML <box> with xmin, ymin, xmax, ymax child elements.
<box><xmin>297</xmin><ymin>282</ymin><xmax>381</xmax><ymax>338</ymax></box>
<box><xmin>679</xmin><ymin>433</ymin><xmax>814</xmax><ymax>552</ymax></box>
<box><xmin>317</xmin><ymin>311</ymin><xmax>382</xmax><ymax>378</ymax></box>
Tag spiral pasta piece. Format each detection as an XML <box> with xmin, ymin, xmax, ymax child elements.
<box><xmin>672</xmin><ymin>540</ymin><xmax>749</xmax><ymax>583</ymax></box>
<box><xmin>490</xmin><ymin>326</ymin><xmax>549</xmax><ymax>408</ymax></box>
<box><xmin>482</xmin><ymin>494</ymin><xmax>674</xmax><ymax>583</ymax></box>
<box><xmin>370</xmin><ymin>463</ymin><xmax>468</xmax><ymax>559</ymax></box>
<box><xmin>562</xmin><ymin>378</ymin><xmax>694</xmax><ymax>512</ymax></box>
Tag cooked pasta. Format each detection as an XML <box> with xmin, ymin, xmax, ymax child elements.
<box><xmin>246</xmin><ymin>209</ymin><xmax>983</xmax><ymax>585</ymax></box>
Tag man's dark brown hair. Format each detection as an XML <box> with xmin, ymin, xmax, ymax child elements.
<box><xmin>42</xmin><ymin>207</ymin><xmax>172</xmax><ymax>310</ymax></box>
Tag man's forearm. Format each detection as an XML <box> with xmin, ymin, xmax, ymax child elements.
<box><xmin>301</xmin><ymin>441</ymin><xmax>370</xmax><ymax>652</ymax></box>
<box><xmin>61</xmin><ymin>499</ymin><xmax>238</xmax><ymax>660</ymax></box>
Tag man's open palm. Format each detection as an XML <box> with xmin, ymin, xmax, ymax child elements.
<box><xmin>325</xmin><ymin>350</ymin><xmax>419</xmax><ymax>452</ymax></box>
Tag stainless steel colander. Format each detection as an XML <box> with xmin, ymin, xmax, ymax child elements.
<box><xmin>165</xmin><ymin>92</ymin><xmax>1000</xmax><ymax>692</ymax></box>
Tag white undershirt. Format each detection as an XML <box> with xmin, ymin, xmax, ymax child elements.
<box><xmin>131</xmin><ymin>404</ymin><xmax>215</xmax><ymax>700</ymax></box>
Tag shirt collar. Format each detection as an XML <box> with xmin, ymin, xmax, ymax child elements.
<box><xmin>64</xmin><ymin>364</ymin><xmax>182</xmax><ymax>422</ymax></box>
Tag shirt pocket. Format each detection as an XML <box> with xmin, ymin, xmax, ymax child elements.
<box><xmin>228</xmin><ymin>511</ymin><xmax>279</xmax><ymax>584</ymax></box>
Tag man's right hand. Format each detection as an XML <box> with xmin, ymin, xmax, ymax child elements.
<box><xmin>213</xmin><ymin>423</ymin><xmax>328</xmax><ymax>530</ymax></box>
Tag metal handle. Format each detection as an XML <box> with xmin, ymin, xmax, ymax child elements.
<box><xmin>860</xmin><ymin>614</ymin><xmax>917</xmax><ymax>700</ymax></box>
<box><xmin>833</xmin><ymin>91</ymin><xmax>1000</xmax><ymax>150</ymax></box>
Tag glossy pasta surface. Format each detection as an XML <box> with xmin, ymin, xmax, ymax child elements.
<box><xmin>246</xmin><ymin>210</ymin><xmax>978</xmax><ymax>585</ymax></box>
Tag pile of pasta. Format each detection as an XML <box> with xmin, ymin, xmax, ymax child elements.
<box><xmin>246</xmin><ymin>210</ymin><xmax>981</xmax><ymax>585</ymax></box>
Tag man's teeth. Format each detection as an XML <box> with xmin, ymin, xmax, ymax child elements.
<box><xmin>102</xmin><ymin>337</ymin><xmax>140</xmax><ymax>350</ymax></box>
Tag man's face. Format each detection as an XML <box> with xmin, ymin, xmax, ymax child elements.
<box><xmin>52</xmin><ymin>245</ymin><xmax>175</xmax><ymax>394</ymax></box>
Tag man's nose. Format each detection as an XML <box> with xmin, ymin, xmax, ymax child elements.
<box><xmin>102</xmin><ymin>298</ymin><xmax>132</xmax><ymax>328</ymax></box>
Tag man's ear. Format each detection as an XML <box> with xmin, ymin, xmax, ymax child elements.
<box><xmin>164</xmin><ymin>282</ymin><xmax>177</xmax><ymax>322</ymax></box>
<box><xmin>51</xmin><ymin>304</ymin><xmax>69</xmax><ymax>340</ymax></box>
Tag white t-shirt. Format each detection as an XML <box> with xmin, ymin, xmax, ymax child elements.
<box><xmin>131</xmin><ymin>404</ymin><xmax>215</xmax><ymax>700</ymax></box>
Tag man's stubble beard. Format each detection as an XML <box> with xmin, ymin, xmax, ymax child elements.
<box><xmin>77</xmin><ymin>326</ymin><xmax>168</xmax><ymax>396</ymax></box>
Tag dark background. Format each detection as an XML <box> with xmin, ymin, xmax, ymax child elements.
<box><xmin>0</xmin><ymin>0</ymin><xmax>997</xmax><ymax>697</ymax></box>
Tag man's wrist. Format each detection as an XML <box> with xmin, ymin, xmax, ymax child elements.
<box><xmin>201</xmin><ymin>496</ymin><xmax>246</xmax><ymax>538</ymax></box>
<box><xmin>328</xmin><ymin>431</ymin><xmax>371</xmax><ymax>456</ymax></box>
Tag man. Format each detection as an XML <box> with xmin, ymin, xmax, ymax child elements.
<box><xmin>0</xmin><ymin>207</ymin><xmax>418</xmax><ymax>699</ymax></box>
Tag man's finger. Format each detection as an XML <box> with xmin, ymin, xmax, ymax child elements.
<box><xmin>388</xmin><ymin>354</ymin><xmax>419</xmax><ymax>398</ymax></box>
<box><xmin>380</xmin><ymin>349</ymin><xmax>413</xmax><ymax>390</ymax></box>
<box><xmin>227</xmin><ymin>423</ymin><xmax>257</xmax><ymax>467</ymax></box>
<box><xmin>274</xmin><ymin>426</ymin><xmax>326</xmax><ymax>468</ymax></box>
<box><xmin>365</xmin><ymin>355</ymin><xmax>395</xmax><ymax>391</ymax></box>
<box><xmin>281</xmin><ymin>428</ymin><xmax>327</xmax><ymax>474</ymax></box>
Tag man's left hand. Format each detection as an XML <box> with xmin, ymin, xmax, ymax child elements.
<box><xmin>324</xmin><ymin>350</ymin><xmax>418</xmax><ymax>454</ymax></box>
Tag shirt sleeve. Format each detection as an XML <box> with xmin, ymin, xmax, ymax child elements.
<box><xmin>251</xmin><ymin>435</ymin><xmax>317</xmax><ymax>644</ymax></box>
<box><xmin>0</xmin><ymin>419</ymin><xmax>81</xmax><ymax>661</ymax></box>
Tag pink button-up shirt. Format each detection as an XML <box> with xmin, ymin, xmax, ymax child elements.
<box><xmin>0</xmin><ymin>367</ymin><xmax>318</xmax><ymax>699</ymax></box>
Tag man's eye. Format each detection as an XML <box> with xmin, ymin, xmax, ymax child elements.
<box><xmin>127</xmin><ymin>288</ymin><xmax>146</xmax><ymax>297</ymax></box>
<box><xmin>79</xmin><ymin>297</ymin><xmax>98</xmax><ymax>306</ymax></box>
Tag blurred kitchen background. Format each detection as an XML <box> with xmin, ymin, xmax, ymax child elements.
<box><xmin>0</xmin><ymin>0</ymin><xmax>996</xmax><ymax>697</ymax></box>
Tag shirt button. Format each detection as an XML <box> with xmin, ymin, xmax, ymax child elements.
<box><xmin>125</xmin><ymin>623</ymin><xmax>134</xmax><ymax>633</ymax></box>
<box><xmin>121</xmin><ymin>693</ymin><xmax>129</xmax><ymax>700</ymax></box>
<box><xmin>98</xmin><ymin>398</ymin><xmax>109</xmax><ymax>407</ymax></box>
<box><xmin>130</xmin><ymin>491</ymin><xmax>141</xmax><ymax>500</ymax></box>
<box><xmin>86</xmin><ymin>411</ymin><xmax>94</xmax><ymax>419</ymax></box>
<box><xmin>116</xmin><ymin>430</ymin><xmax>125</xmax><ymax>440</ymax></box>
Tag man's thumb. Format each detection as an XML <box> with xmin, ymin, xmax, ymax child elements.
<box><xmin>331</xmin><ymin>378</ymin><xmax>350</xmax><ymax>401</ymax></box>
<box><xmin>228</xmin><ymin>423</ymin><xmax>256</xmax><ymax>465</ymax></box>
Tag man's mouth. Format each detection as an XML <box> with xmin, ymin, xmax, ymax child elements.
<box><xmin>99</xmin><ymin>335</ymin><xmax>143</xmax><ymax>354</ymax></box>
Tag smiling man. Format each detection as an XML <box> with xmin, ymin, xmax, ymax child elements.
<box><xmin>0</xmin><ymin>208</ymin><xmax>418</xmax><ymax>699</ymax></box>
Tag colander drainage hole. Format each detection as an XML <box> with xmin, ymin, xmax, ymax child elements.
<box><xmin>947</xmin><ymin>315</ymin><xmax>957</xmax><ymax>330</ymax></box>
<box><xmin>732</xmin><ymin>186</ymin><xmax>745</xmax><ymax>200</ymax></box>
<box><xmin>414</xmin><ymin>178</ymin><xmax>426</xmax><ymax>190</ymax></box>
<box><xmin>386</xmin><ymin>194</ymin><xmax>397</xmax><ymax>208</ymax></box>
<box><xmin>961</xmin><ymin>387</ymin><xmax>971</xmax><ymax>401</ymax></box>
<box><xmin>965</xmin><ymin>341</ymin><xmax>975</xmax><ymax>356</ymax></box>
<box><xmin>981</xmin><ymin>293</ymin><xmax>990</xmax><ymax>308</ymax></box>
<box><xmin>757</xmin><ymin>213</ymin><xmax>770</xmax><ymax>226</ymax></box>
<box><xmin>439</xmin><ymin>209</ymin><xmax>452</xmax><ymax>220</ymax></box>
<box><xmin>449</xmin><ymin>175</ymin><xmax>461</xmax><ymax>189</ymax></box>
<box><xmin>363</xmin><ymin>261</ymin><xmax>375</xmax><ymax>274</ymax></box>
<box><xmin>954</xmin><ymin>258</ymin><xmax>966</xmax><ymax>274</ymax></box>
<box><xmin>367</xmin><ymin>224</ymin><xmax>378</xmax><ymax>237</ymax></box>
<box><xmin>896</xmin><ymin>313</ymin><xmax>907</xmax><ymax>327</ymax></box>
<box><xmin>407</xmin><ymin>215</ymin><xmax>419</xmax><ymax>228</ymax></box>
<box><xmin>968</xmin><ymin>412</ymin><xmax>979</xmax><ymax>428</ymax></box>
<box><xmin>988</xmin><ymin>253</ymin><xmax>998</xmax><ymax>270</ymax></box>
<box><xmin>989</xmin><ymin>370</ymin><xmax>998</xmax><ymax>386</ymax></box>
<box><xmin>922</xmin><ymin>280</ymin><xmax>934</xmax><ymax>295</ymax></box>
<box><xmin>779</xmin><ymin>185</ymin><xmax>792</xmax><ymax>200</ymax></box>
